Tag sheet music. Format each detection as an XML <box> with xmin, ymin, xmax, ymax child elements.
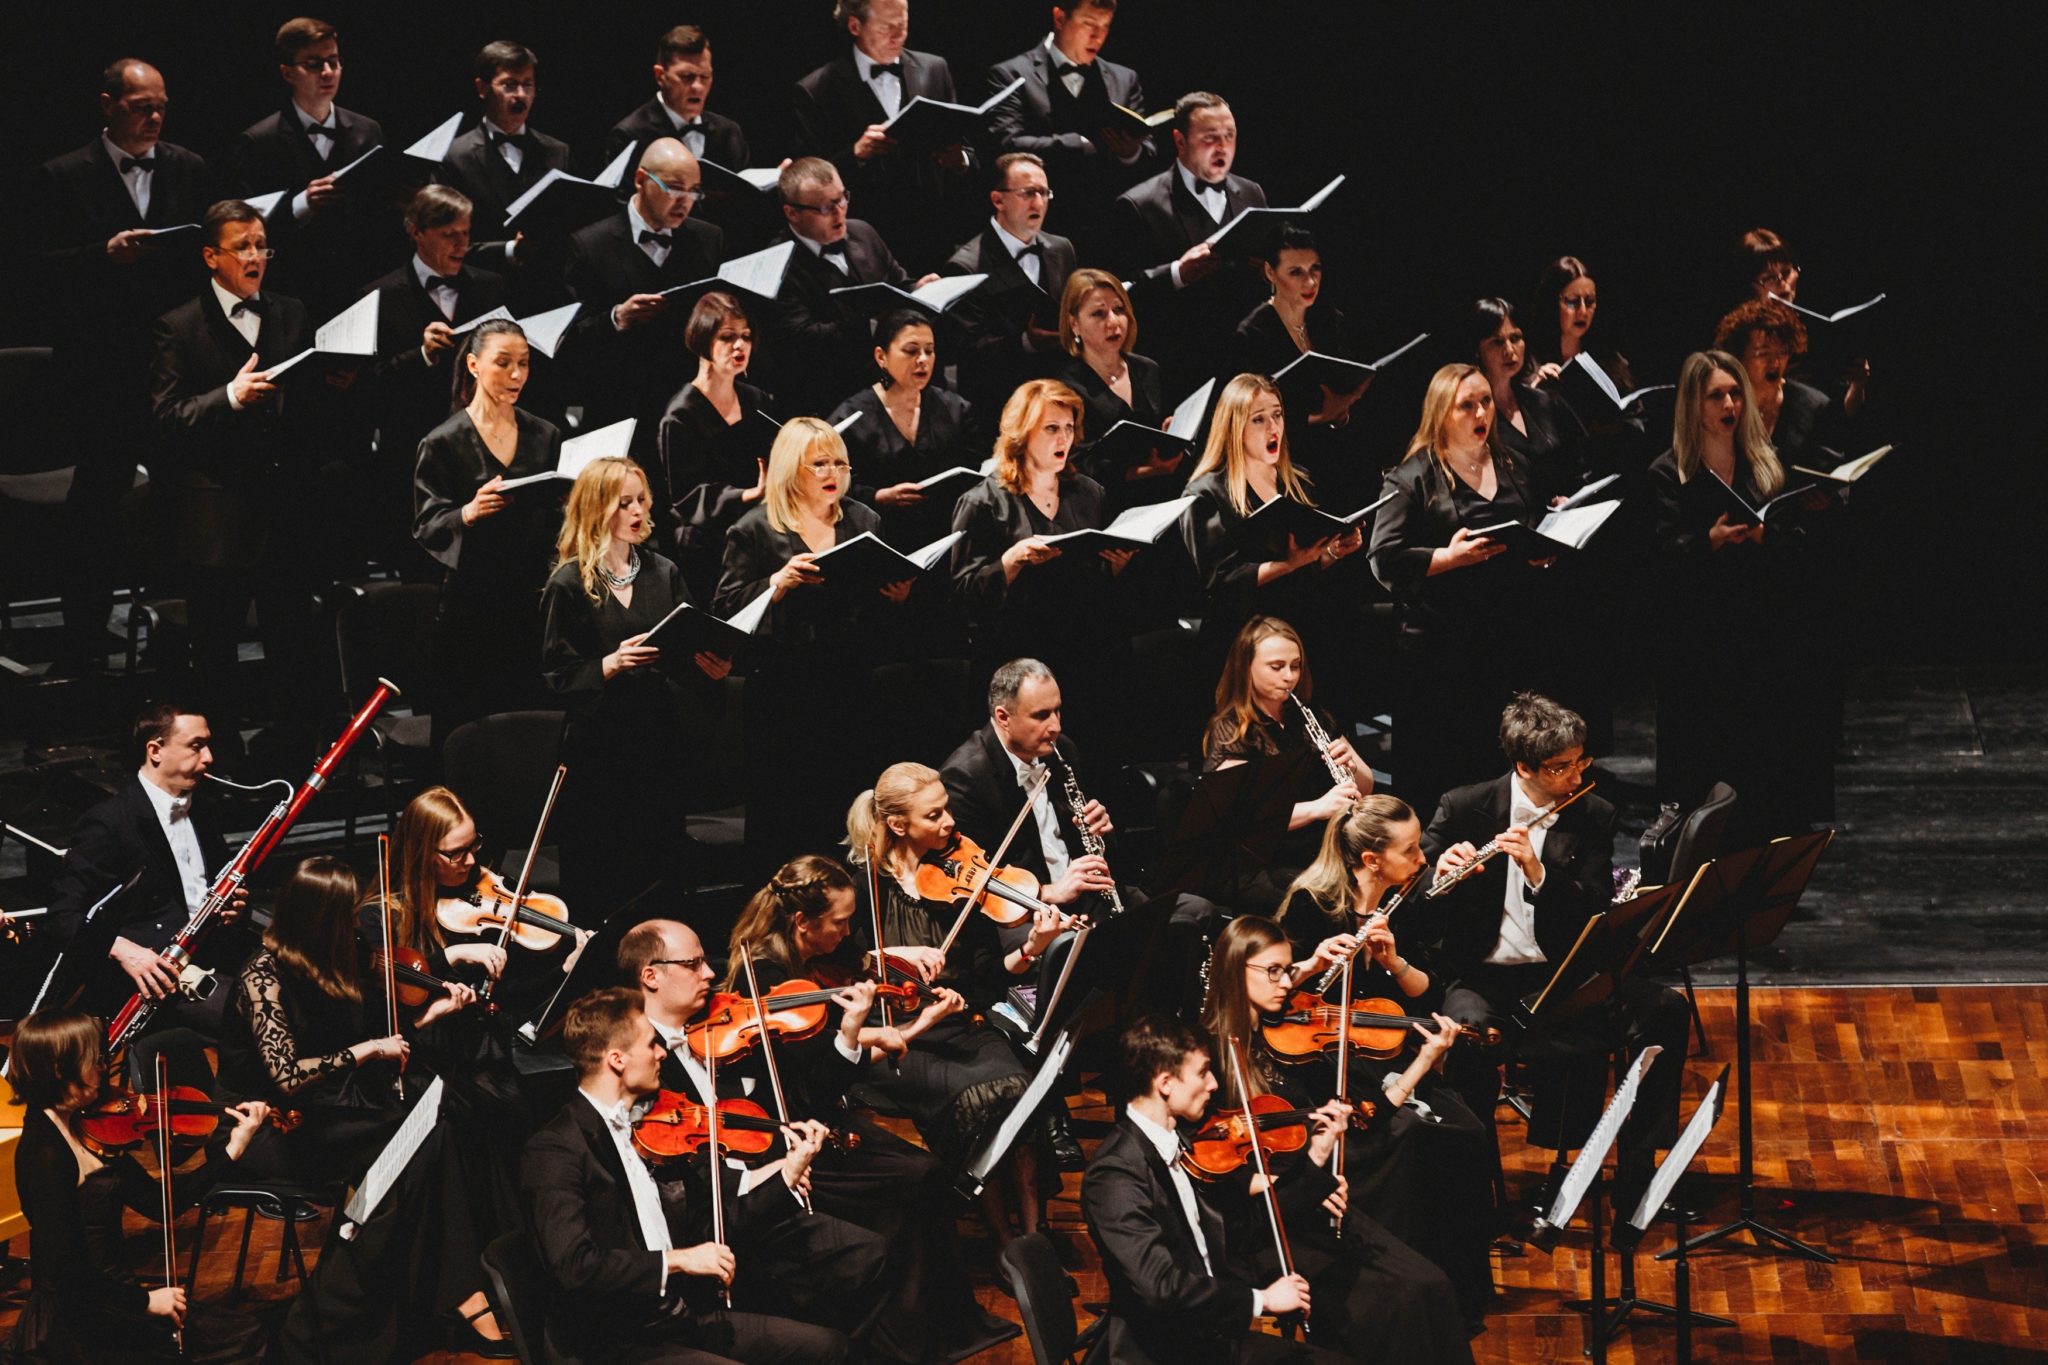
<box><xmin>1546</xmin><ymin>1045</ymin><xmax>1661</xmax><ymax>1230</ymax></box>
<box><xmin>963</xmin><ymin>1027</ymin><xmax>1073</xmax><ymax>1188</ymax></box>
<box><xmin>1630</xmin><ymin>1070</ymin><xmax>1725</xmax><ymax>1230</ymax></box>
<box><xmin>717</xmin><ymin>241</ymin><xmax>795</xmax><ymax>298</ymax></box>
<box><xmin>341</xmin><ymin>1076</ymin><xmax>443</xmax><ymax>1236</ymax></box>
<box><xmin>313</xmin><ymin>291</ymin><xmax>379</xmax><ymax>356</ymax></box>
<box><xmin>592</xmin><ymin>141</ymin><xmax>636</xmax><ymax>190</ymax></box>
<box><xmin>910</xmin><ymin>272</ymin><xmax>985</xmax><ymax>311</ymax></box>
<box><xmin>1368</xmin><ymin>331</ymin><xmax>1429</xmax><ymax>371</ymax></box>
<box><xmin>243</xmin><ymin>190</ymin><xmax>288</xmax><ymax>219</ymax></box>
<box><xmin>403</xmin><ymin>112</ymin><xmax>463</xmax><ymax>162</ymax></box>
<box><xmin>452</xmin><ymin>306</ymin><xmax>514</xmax><ymax>336</ymax></box>
<box><xmin>519</xmin><ymin>302</ymin><xmax>580</xmax><ymax>358</ymax></box>
<box><xmin>905</xmin><ymin>530</ymin><xmax>963</xmax><ymax>570</ymax></box>
<box><xmin>1101</xmin><ymin>494</ymin><xmax>1198</xmax><ymax>542</ymax></box>
<box><xmin>1168</xmin><ymin>378</ymin><xmax>1215</xmax><ymax>436</ymax></box>
<box><xmin>724</xmin><ymin>587</ymin><xmax>774</xmax><ymax>634</ymax></box>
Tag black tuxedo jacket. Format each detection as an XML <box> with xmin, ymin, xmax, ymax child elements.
<box><xmin>36</xmin><ymin>138</ymin><xmax>213</xmax><ymax>337</ymax></box>
<box><xmin>521</xmin><ymin>1092</ymin><xmax>800</xmax><ymax>1361</ymax></box>
<box><xmin>601</xmin><ymin>99</ymin><xmax>752</xmax><ymax>177</ymax></box>
<box><xmin>46</xmin><ymin>776</ymin><xmax>232</xmax><ymax>1008</ymax></box>
<box><xmin>562</xmin><ymin>210</ymin><xmax>724</xmax><ymax>448</ymax></box>
<box><xmin>226</xmin><ymin>104</ymin><xmax>390</xmax><ymax>312</ymax></box>
<box><xmin>367</xmin><ymin>261</ymin><xmax>507</xmax><ymax>462</ymax></box>
<box><xmin>150</xmin><ymin>287</ymin><xmax>313</xmax><ymax>566</ymax></box>
<box><xmin>791</xmin><ymin>49</ymin><xmax>960</xmax><ymax>195</ymax></box>
<box><xmin>1081</xmin><ymin>1114</ymin><xmax>1261</xmax><ymax>1365</ymax></box>
<box><xmin>1110</xmin><ymin>169</ymin><xmax>1268</xmax><ymax>390</ymax></box>
<box><xmin>439</xmin><ymin>123</ymin><xmax>574</xmax><ymax>254</ymax></box>
<box><xmin>940</xmin><ymin>724</ymin><xmax>1111</xmax><ymax>897</ymax></box>
<box><xmin>760</xmin><ymin>221</ymin><xmax>908</xmax><ymax>416</ymax></box>
<box><xmin>1420</xmin><ymin>773</ymin><xmax>1618</xmax><ymax>973</ymax></box>
<box><xmin>986</xmin><ymin>45</ymin><xmax>1161</xmax><ymax>215</ymax></box>
<box><xmin>942</xmin><ymin>222</ymin><xmax>1076</xmax><ymax>408</ymax></box>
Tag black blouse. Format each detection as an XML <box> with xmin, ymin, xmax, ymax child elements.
<box><xmin>1366</xmin><ymin>445</ymin><xmax>1546</xmax><ymax>633</ymax></box>
<box><xmin>826</xmin><ymin>383</ymin><xmax>980</xmax><ymax>548</ymax></box>
<box><xmin>540</xmin><ymin>551</ymin><xmax>701</xmax><ymax>699</ymax></box>
<box><xmin>412</xmin><ymin>407</ymin><xmax>564</xmax><ymax>597</ymax></box>
<box><xmin>657</xmin><ymin>379</ymin><xmax>778</xmax><ymax>562</ymax></box>
<box><xmin>1059</xmin><ymin>352</ymin><xmax>1174</xmax><ymax>501</ymax></box>
<box><xmin>1494</xmin><ymin>381</ymin><xmax>1590</xmax><ymax>503</ymax></box>
<box><xmin>947</xmin><ymin>471</ymin><xmax>1110</xmax><ymax>626</ymax></box>
<box><xmin>711</xmin><ymin>497</ymin><xmax>889</xmax><ymax>654</ymax></box>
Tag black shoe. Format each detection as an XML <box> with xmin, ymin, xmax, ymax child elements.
<box><xmin>448</xmin><ymin>1308</ymin><xmax>518</xmax><ymax>1360</ymax></box>
<box><xmin>1046</xmin><ymin>1110</ymin><xmax>1085</xmax><ymax>1172</ymax></box>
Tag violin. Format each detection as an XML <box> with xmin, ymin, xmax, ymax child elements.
<box><xmin>686</xmin><ymin>976</ymin><xmax>931</xmax><ymax>1065</ymax></box>
<box><xmin>912</xmin><ymin>834</ymin><xmax>1049</xmax><ymax>925</ymax></box>
<box><xmin>631</xmin><ymin>1090</ymin><xmax>861</xmax><ymax>1163</ymax></box>
<box><xmin>370</xmin><ymin>948</ymin><xmax>498</xmax><ymax>1016</ymax></box>
<box><xmin>1262</xmin><ymin>991</ymin><xmax>1495</xmax><ymax>1063</ymax></box>
<box><xmin>436</xmin><ymin>867</ymin><xmax>587</xmax><ymax>950</ymax></box>
<box><xmin>1179</xmin><ymin>1093</ymin><xmax>1374</xmax><ymax>1182</ymax></box>
<box><xmin>81</xmin><ymin>1083</ymin><xmax>302</xmax><ymax>1155</ymax></box>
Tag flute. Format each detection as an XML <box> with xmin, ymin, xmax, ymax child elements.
<box><xmin>1422</xmin><ymin>782</ymin><xmax>1596</xmax><ymax>900</ymax></box>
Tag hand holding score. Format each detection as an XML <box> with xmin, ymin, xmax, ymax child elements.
<box><xmin>462</xmin><ymin>474</ymin><xmax>509</xmax><ymax>526</ymax></box>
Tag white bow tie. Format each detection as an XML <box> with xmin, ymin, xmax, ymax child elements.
<box><xmin>1512</xmin><ymin>807</ymin><xmax>1545</xmax><ymax>829</ymax></box>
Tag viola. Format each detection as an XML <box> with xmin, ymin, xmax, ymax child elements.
<box><xmin>1180</xmin><ymin>1092</ymin><xmax>1374</xmax><ymax>1181</ymax></box>
<box><xmin>810</xmin><ymin>954</ymin><xmax>949</xmax><ymax>1010</ymax></box>
<box><xmin>686</xmin><ymin>976</ymin><xmax>929</xmax><ymax>1065</ymax></box>
<box><xmin>370</xmin><ymin>948</ymin><xmax>499</xmax><ymax>1016</ymax></box>
<box><xmin>912</xmin><ymin>834</ymin><xmax>1049</xmax><ymax>925</ymax></box>
<box><xmin>631</xmin><ymin>1090</ymin><xmax>860</xmax><ymax>1164</ymax></box>
<box><xmin>436</xmin><ymin>867</ymin><xmax>587</xmax><ymax>950</ymax></box>
<box><xmin>81</xmin><ymin>1083</ymin><xmax>302</xmax><ymax>1154</ymax></box>
<box><xmin>1262</xmin><ymin>991</ymin><xmax>1492</xmax><ymax>1063</ymax></box>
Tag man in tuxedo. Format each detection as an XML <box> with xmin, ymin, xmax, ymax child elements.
<box><xmin>941</xmin><ymin>152</ymin><xmax>1077</xmax><ymax>413</ymax></box>
<box><xmin>38</xmin><ymin>59</ymin><xmax>214</xmax><ymax>672</ymax></box>
<box><xmin>1109</xmin><ymin>92</ymin><xmax>1268</xmax><ymax>394</ymax></box>
<box><xmin>1082</xmin><ymin>1014</ymin><xmax>1340</xmax><ymax>1365</ymax></box>
<box><xmin>438</xmin><ymin>40</ymin><xmax>574</xmax><ymax>297</ymax></box>
<box><xmin>940</xmin><ymin>660</ymin><xmax>1222</xmax><ymax>1047</ymax></box>
<box><xmin>562</xmin><ymin>137</ymin><xmax>724</xmax><ymax>464</ymax></box>
<box><xmin>45</xmin><ymin>702</ymin><xmax>250</xmax><ymax>1034</ymax></box>
<box><xmin>760</xmin><ymin>157</ymin><xmax>931</xmax><ymax>416</ymax></box>
<box><xmin>522</xmin><ymin>986</ymin><xmax>848</xmax><ymax>1365</ymax></box>
<box><xmin>1422</xmin><ymin>692</ymin><xmax>1689</xmax><ymax>1215</ymax></box>
<box><xmin>986</xmin><ymin>0</ymin><xmax>1161</xmax><ymax>245</ymax></box>
<box><xmin>150</xmin><ymin>199</ymin><xmax>318</xmax><ymax>737</ymax></box>
<box><xmin>363</xmin><ymin>185</ymin><xmax>506</xmax><ymax>570</ymax></box>
<box><xmin>791</xmin><ymin>0</ymin><xmax>974</xmax><ymax>269</ymax></box>
<box><xmin>604</xmin><ymin>25</ymin><xmax>752</xmax><ymax>173</ymax></box>
<box><xmin>620</xmin><ymin>919</ymin><xmax>1018</xmax><ymax>1364</ymax></box>
<box><xmin>225</xmin><ymin>16</ymin><xmax>389</xmax><ymax>316</ymax></box>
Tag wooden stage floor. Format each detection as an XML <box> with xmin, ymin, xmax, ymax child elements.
<box><xmin>4</xmin><ymin>985</ymin><xmax>2043</xmax><ymax>1363</ymax></box>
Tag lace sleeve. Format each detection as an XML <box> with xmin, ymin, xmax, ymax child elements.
<box><xmin>241</xmin><ymin>954</ymin><xmax>356</xmax><ymax>1096</ymax></box>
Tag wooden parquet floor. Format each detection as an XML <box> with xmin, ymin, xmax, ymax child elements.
<box><xmin>5</xmin><ymin>986</ymin><xmax>2044</xmax><ymax>1362</ymax></box>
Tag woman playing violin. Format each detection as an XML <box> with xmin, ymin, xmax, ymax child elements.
<box><xmin>1199</xmin><ymin>917</ymin><xmax>1476</xmax><ymax>1359</ymax></box>
<box><xmin>1278</xmin><ymin>800</ymin><xmax>1497</xmax><ymax>1327</ymax></box>
<box><xmin>842</xmin><ymin>762</ymin><xmax>1055</xmax><ymax>1251</ymax></box>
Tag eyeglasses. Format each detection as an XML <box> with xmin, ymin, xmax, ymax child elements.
<box><xmin>294</xmin><ymin>56</ymin><xmax>344</xmax><ymax>73</ymax></box>
<box><xmin>792</xmin><ymin>194</ymin><xmax>851</xmax><ymax>215</ymax></box>
<box><xmin>1245</xmin><ymin>961</ymin><xmax>1292</xmax><ymax>985</ymax></box>
<box><xmin>1757</xmin><ymin>264</ymin><xmax>1801</xmax><ymax>284</ymax></box>
<box><xmin>644</xmin><ymin>172</ymin><xmax>706</xmax><ymax>203</ymax></box>
<box><xmin>434</xmin><ymin>837</ymin><xmax>483</xmax><ymax>863</ymax></box>
<box><xmin>1559</xmin><ymin>295</ymin><xmax>1598</xmax><ymax>310</ymax></box>
<box><xmin>209</xmin><ymin>244</ymin><xmax>276</xmax><ymax>260</ymax></box>
<box><xmin>1001</xmin><ymin>187</ymin><xmax>1055</xmax><ymax>202</ymax></box>
<box><xmin>649</xmin><ymin>956</ymin><xmax>708</xmax><ymax>973</ymax></box>
<box><xmin>806</xmin><ymin>459</ymin><xmax>852</xmax><ymax>475</ymax></box>
<box><xmin>1538</xmin><ymin>755</ymin><xmax>1596</xmax><ymax>777</ymax></box>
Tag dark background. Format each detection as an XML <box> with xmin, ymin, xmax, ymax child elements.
<box><xmin>2</xmin><ymin>1</ymin><xmax>2034</xmax><ymax>661</ymax></box>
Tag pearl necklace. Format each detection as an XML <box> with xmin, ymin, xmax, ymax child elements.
<box><xmin>599</xmin><ymin>550</ymin><xmax>641</xmax><ymax>589</ymax></box>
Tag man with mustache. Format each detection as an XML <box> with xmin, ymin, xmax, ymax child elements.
<box><xmin>439</xmin><ymin>40</ymin><xmax>575</xmax><ymax>303</ymax></box>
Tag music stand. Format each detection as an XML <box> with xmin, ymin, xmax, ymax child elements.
<box><xmin>1641</xmin><ymin>831</ymin><xmax>1835</xmax><ymax>1264</ymax></box>
<box><xmin>1150</xmin><ymin>750</ymin><xmax>1315</xmax><ymax>904</ymax></box>
<box><xmin>1610</xmin><ymin>1066</ymin><xmax>1736</xmax><ymax>1362</ymax></box>
<box><xmin>957</xmin><ymin>1016</ymin><xmax>1079</xmax><ymax>1202</ymax></box>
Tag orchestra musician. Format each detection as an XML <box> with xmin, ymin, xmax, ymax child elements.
<box><xmin>6</xmin><ymin>1009</ymin><xmax>268</xmax><ymax>1363</ymax></box>
<box><xmin>827</xmin><ymin>308</ymin><xmax>981</xmax><ymax>551</ymax></box>
<box><xmin>412</xmin><ymin>318</ymin><xmax>564</xmax><ymax>745</ymax></box>
<box><xmin>541</xmin><ymin>456</ymin><xmax>733</xmax><ymax>916</ymax></box>
<box><xmin>657</xmin><ymin>291</ymin><xmax>779</xmax><ymax>598</ymax></box>
<box><xmin>520</xmin><ymin>987</ymin><xmax>850</xmax><ymax>1365</ymax></box>
<box><xmin>1199</xmin><ymin>922</ymin><xmax>1478</xmax><ymax>1362</ymax></box>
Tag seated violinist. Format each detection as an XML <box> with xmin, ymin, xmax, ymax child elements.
<box><xmin>6</xmin><ymin>1009</ymin><xmax>268</xmax><ymax>1364</ymax></box>
<box><xmin>521</xmin><ymin>986</ymin><xmax>849</xmax><ymax>1365</ymax></box>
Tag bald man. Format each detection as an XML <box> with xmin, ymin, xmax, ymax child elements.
<box><xmin>563</xmin><ymin>137</ymin><xmax>726</xmax><ymax>471</ymax></box>
<box><xmin>38</xmin><ymin>58</ymin><xmax>214</xmax><ymax>672</ymax></box>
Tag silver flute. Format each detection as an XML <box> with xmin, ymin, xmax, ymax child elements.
<box><xmin>1290</xmin><ymin>691</ymin><xmax>1351</xmax><ymax>786</ymax></box>
<box><xmin>1051</xmin><ymin>752</ymin><xmax>1126</xmax><ymax>918</ymax></box>
<box><xmin>1421</xmin><ymin>782</ymin><xmax>1596</xmax><ymax>900</ymax></box>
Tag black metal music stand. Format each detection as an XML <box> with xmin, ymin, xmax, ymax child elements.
<box><xmin>1149</xmin><ymin>749</ymin><xmax>1315</xmax><ymax>904</ymax></box>
<box><xmin>1610</xmin><ymin>1066</ymin><xmax>1737</xmax><ymax>1361</ymax></box>
<box><xmin>1639</xmin><ymin>830</ymin><xmax>1836</xmax><ymax>1263</ymax></box>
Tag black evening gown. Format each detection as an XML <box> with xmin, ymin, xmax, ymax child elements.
<box><xmin>541</xmin><ymin>549</ymin><xmax>717</xmax><ymax>917</ymax></box>
<box><xmin>656</xmin><ymin>379</ymin><xmax>778</xmax><ymax>599</ymax></box>
<box><xmin>1058</xmin><ymin>352</ymin><xmax>1183</xmax><ymax>514</ymax></box>
<box><xmin>412</xmin><ymin>408</ymin><xmax>564</xmax><ymax>746</ymax></box>
<box><xmin>827</xmin><ymin>382</ymin><xmax>981</xmax><ymax>551</ymax></box>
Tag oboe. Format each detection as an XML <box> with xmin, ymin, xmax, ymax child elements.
<box><xmin>1050</xmin><ymin>752</ymin><xmax>1125</xmax><ymax>918</ymax></box>
<box><xmin>1290</xmin><ymin>692</ymin><xmax>1350</xmax><ymax>786</ymax></box>
<box><xmin>1421</xmin><ymin>782</ymin><xmax>1596</xmax><ymax>901</ymax></box>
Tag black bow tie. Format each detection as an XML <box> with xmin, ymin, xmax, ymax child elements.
<box><xmin>489</xmin><ymin>128</ymin><xmax>535</xmax><ymax>152</ymax></box>
<box><xmin>424</xmin><ymin>274</ymin><xmax>460</xmax><ymax>290</ymax></box>
<box><xmin>1195</xmin><ymin>181</ymin><xmax>1226</xmax><ymax>199</ymax></box>
<box><xmin>675</xmin><ymin>119</ymin><xmax>705</xmax><ymax>135</ymax></box>
<box><xmin>298</xmin><ymin>119</ymin><xmax>336</xmax><ymax>140</ymax></box>
<box><xmin>869</xmin><ymin>62</ymin><xmax>903</xmax><ymax>82</ymax></box>
<box><xmin>1014</xmin><ymin>240</ymin><xmax>1045</xmax><ymax>260</ymax></box>
<box><xmin>119</xmin><ymin>156</ymin><xmax>155</xmax><ymax>175</ymax></box>
<box><xmin>231</xmin><ymin>296</ymin><xmax>266</xmax><ymax>318</ymax></box>
<box><xmin>639</xmin><ymin>230</ymin><xmax>674</xmax><ymax>248</ymax></box>
<box><xmin>820</xmin><ymin>240</ymin><xmax>849</xmax><ymax>257</ymax></box>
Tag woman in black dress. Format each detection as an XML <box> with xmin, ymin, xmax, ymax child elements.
<box><xmin>1472</xmin><ymin>297</ymin><xmax>1588</xmax><ymax>503</ymax></box>
<box><xmin>6</xmin><ymin>1010</ymin><xmax>268</xmax><ymax>1364</ymax></box>
<box><xmin>842</xmin><ymin>763</ymin><xmax>1059</xmax><ymax>1252</ymax></box>
<box><xmin>657</xmin><ymin>291</ymin><xmax>780</xmax><ymax>598</ymax></box>
<box><xmin>1368</xmin><ymin>363</ymin><xmax>1558</xmax><ymax>824</ymax></box>
<box><xmin>413</xmin><ymin>319</ymin><xmax>564</xmax><ymax>746</ymax></box>
<box><xmin>541</xmin><ymin>456</ymin><xmax>733</xmax><ymax>916</ymax></box>
<box><xmin>1275</xmin><ymin>799</ymin><xmax>1495</xmax><ymax>1328</ymax></box>
<box><xmin>827</xmin><ymin>309</ymin><xmax>980</xmax><ymax>550</ymax></box>
<box><xmin>1198</xmin><ymin>918</ymin><xmax>1476</xmax><ymax>1361</ymax></box>
<box><xmin>715</xmin><ymin>418</ymin><xmax>911</xmax><ymax>870</ymax></box>
<box><xmin>1526</xmin><ymin>255</ymin><xmax>1652</xmax><ymax>477</ymax></box>
<box><xmin>1712</xmin><ymin>298</ymin><xmax>1858</xmax><ymax>469</ymax></box>
<box><xmin>1648</xmin><ymin>350</ymin><xmax>1830</xmax><ymax>842</ymax></box>
<box><xmin>1054</xmin><ymin>269</ymin><xmax>1182</xmax><ymax>510</ymax></box>
<box><xmin>1180</xmin><ymin>372</ymin><xmax>1370</xmax><ymax>704</ymax></box>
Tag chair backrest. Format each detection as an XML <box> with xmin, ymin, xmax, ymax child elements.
<box><xmin>443</xmin><ymin>711</ymin><xmax>569</xmax><ymax>866</ymax></box>
<box><xmin>334</xmin><ymin>581</ymin><xmax>440</xmax><ymax>711</ymax></box>
<box><xmin>480</xmin><ymin>1230</ymin><xmax>569</xmax><ymax>1365</ymax></box>
<box><xmin>1000</xmin><ymin>1229</ymin><xmax>1080</xmax><ymax>1365</ymax></box>
<box><xmin>1669</xmin><ymin>782</ymin><xmax>1738</xmax><ymax>885</ymax></box>
<box><xmin>0</xmin><ymin>349</ymin><xmax>60</xmax><ymax>477</ymax></box>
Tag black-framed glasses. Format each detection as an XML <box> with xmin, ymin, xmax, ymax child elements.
<box><xmin>434</xmin><ymin>837</ymin><xmax>483</xmax><ymax>863</ymax></box>
<box><xmin>1001</xmin><ymin>187</ymin><xmax>1055</xmax><ymax>202</ymax></box>
<box><xmin>1245</xmin><ymin>961</ymin><xmax>1291</xmax><ymax>984</ymax></box>
<box><xmin>649</xmin><ymin>955</ymin><xmax>708</xmax><ymax>973</ymax></box>
<box><xmin>792</xmin><ymin>194</ymin><xmax>851</xmax><ymax>215</ymax></box>
<box><xmin>208</xmin><ymin>244</ymin><xmax>276</xmax><ymax>260</ymax></box>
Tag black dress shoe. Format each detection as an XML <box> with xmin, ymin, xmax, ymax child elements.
<box><xmin>1046</xmin><ymin>1110</ymin><xmax>1085</xmax><ymax>1171</ymax></box>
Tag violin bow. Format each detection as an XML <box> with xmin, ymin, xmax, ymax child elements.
<box><xmin>483</xmin><ymin>764</ymin><xmax>567</xmax><ymax>1003</ymax></box>
<box><xmin>154</xmin><ymin>1053</ymin><xmax>184</xmax><ymax>1356</ymax></box>
<box><xmin>864</xmin><ymin>833</ymin><xmax>894</xmax><ymax>1037</ymax></box>
<box><xmin>377</xmin><ymin>834</ymin><xmax>403</xmax><ymax>1104</ymax></box>
<box><xmin>937</xmin><ymin>765</ymin><xmax>1049</xmax><ymax>959</ymax></box>
<box><xmin>703</xmin><ymin>1027</ymin><xmax>733</xmax><ymax>1308</ymax></box>
<box><xmin>1231</xmin><ymin>1039</ymin><xmax>1303</xmax><ymax>1337</ymax></box>
<box><xmin>738</xmin><ymin>946</ymin><xmax>811</xmax><ymax>1216</ymax></box>
<box><xmin>1329</xmin><ymin>938</ymin><xmax>1353</xmax><ymax>1234</ymax></box>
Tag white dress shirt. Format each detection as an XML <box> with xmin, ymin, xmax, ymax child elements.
<box><xmin>794</xmin><ymin>232</ymin><xmax>852</xmax><ymax>276</ymax></box>
<box><xmin>579</xmin><ymin>1088</ymin><xmax>672</xmax><ymax>1293</ymax></box>
<box><xmin>289</xmin><ymin>103</ymin><xmax>337</xmax><ymax>223</ymax></box>
<box><xmin>212</xmin><ymin>280</ymin><xmax>264</xmax><ymax>413</ymax></box>
<box><xmin>1483</xmin><ymin>776</ymin><xmax>1552</xmax><ymax>967</ymax></box>
<box><xmin>1043</xmin><ymin>35</ymin><xmax>1088</xmax><ymax>99</ymax></box>
<box><xmin>1004</xmin><ymin>750</ymin><xmax>1071</xmax><ymax>884</ymax></box>
<box><xmin>852</xmin><ymin>49</ymin><xmax>903</xmax><ymax>120</ymax></box>
<box><xmin>138</xmin><ymin>772</ymin><xmax>210</xmax><ymax>920</ymax></box>
<box><xmin>413</xmin><ymin>254</ymin><xmax>458</xmax><ymax>322</ymax></box>
<box><xmin>483</xmin><ymin>118</ymin><xmax>526</xmax><ymax>174</ymax></box>
<box><xmin>989</xmin><ymin>218</ymin><xmax>1042</xmax><ymax>287</ymax></box>
<box><xmin>1176</xmin><ymin>161</ymin><xmax>1229</xmax><ymax>224</ymax></box>
<box><xmin>650</xmin><ymin>1018</ymin><xmax>853</xmax><ymax>1203</ymax></box>
<box><xmin>627</xmin><ymin>198</ymin><xmax>671</xmax><ymax>269</ymax></box>
<box><xmin>660</xmin><ymin>95</ymin><xmax>709</xmax><ymax>158</ymax></box>
<box><xmin>1128</xmin><ymin>1103</ymin><xmax>1265</xmax><ymax>1317</ymax></box>
<box><xmin>101</xmin><ymin>131</ymin><xmax>152</xmax><ymax>218</ymax></box>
